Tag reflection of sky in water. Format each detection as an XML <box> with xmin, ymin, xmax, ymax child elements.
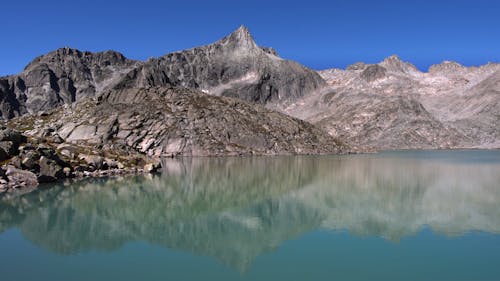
<box><xmin>0</xmin><ymin>150</ymin><xmax>499</xmax><ymax>279</ymax></box>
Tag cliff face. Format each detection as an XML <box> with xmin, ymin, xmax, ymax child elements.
<box><xmin>113</xmin><ymin>26</ymin><xmax>325</xmax><ymax>104</ymax></box>
<box><xmin>0</xmin><ymin>48</ymin><xmax>137</xmax><ymax>118</ymax></box>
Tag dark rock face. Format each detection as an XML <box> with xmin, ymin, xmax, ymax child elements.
<box><xmin>114</xmin><ymin>26</ymin><xmax>325</xmax><ymax>104</ymax></box>
<box><xmin>0</xmin><ymin>148</ymin><xmax>8</xmax><ymax>161</ymax></box>
<box><xmin>0</xmin><ymin>48</ymin><xmax>137</xmax><ymax>118</ymax></box>
<box><xmin>0</xmin><ymin>128</ymin><xmax>27</xmax><ymax>147</ymax></box>
<box><xmin>0</xmin><ymin>77</ymin><xmax>27</xmax><ymax>119</ymax></box>
<box><xmin>0</xmin><ymin>128</ymin><xmax>26</xmax><ymax>160</ymax></box>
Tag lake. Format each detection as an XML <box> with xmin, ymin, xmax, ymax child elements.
<box><xmin>1</xmin><ymin>150</ymin><xmax>499</xmax><ymax>281</ymax></box>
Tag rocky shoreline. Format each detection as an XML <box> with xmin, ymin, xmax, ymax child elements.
<box><xmin>0</xmin><ymin>126</ymin><xmax>162</xmax><ymax>192</ymax></box>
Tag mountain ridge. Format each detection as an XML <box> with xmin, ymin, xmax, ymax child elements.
<box><xmin>1</xmin><ymin>26</ymin><xmax>499</xmax><ymax>152</ymax></box>
<box><xmin>303</xmin><ymin>55</ymin><xmax>500</xmax><ymax>149</ymax></box>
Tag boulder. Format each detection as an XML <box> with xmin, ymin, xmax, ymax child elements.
<box><xmin>66</xmin><ymin>125</ymin><xmax>97</xmax><ymax>142</ymax></box>
<box><xmin>144</xmin><ymin>161</ymin><xmax>162</xmax><ymax>173</ymax></box>
<box><xmin>38</xmin><ymin>156</ymin><xmax>64</xmax><ymax>183</ymax></box>
<box><xmin>47</xmin><ymin>134</ymin><xmax>64</xmax><ymax>144</ymax></box>
<box><xmin>0</xmin><ymin>141</ymin><xmax>18</xmax><ymax>157</ymax></box>
<box><xmin>57</xmin><ymin>144</ymin><xmax>79</xmax><ymax>160</ymax></box>
<box><xmin>0</xmin><ymin>128</ymin><xmax>27</xmax><ymax>146</ymax></box>
<box><xmin>63</xmin><ymin>167</ymin><xmax>72</xmax><ymax>177</ymax></box>
<box><xmin>104</xmin><ymin>159</ymin><xmax>124</xmax><ymax>170</ymax></box>
<box><xmin>80</xmin><ymin>155</ymin><xmax>105</xmax><ymax>170</ymax></box>
<box><xmin>5</xmin><ymin>165</ymin><xmax>38</xmax><ymax>188</ymax></box>
<box><xmin>21</xmin><ymin>151</ymin><xmax>40</xmax><ymax>171</ymax></box>
<box><xmin>9</xmin><ymin>156</ymin><xmax>22</xmax><ymax>169</ymax></box>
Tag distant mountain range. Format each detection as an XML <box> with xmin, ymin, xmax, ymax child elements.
<box><xmin>1</xmin><ymin>25</ymin><xmax>498</xmax><ymax>157</ymax></box>
<box><xmin>282</xmin><ymin>56</ymin><xmax>500</xmax><ymax>149</ymax></box>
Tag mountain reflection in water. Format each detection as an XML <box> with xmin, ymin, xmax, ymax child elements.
<box><xmin>1</xmin><ymin>151</ymin><xmax>499</xmax><ymax>272</ymax></box>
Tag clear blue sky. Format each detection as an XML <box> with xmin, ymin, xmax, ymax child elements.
<box><xmin>1</xmin><ymin>0</ymin><xmax>499</xmax><ymax>75</ymax></box>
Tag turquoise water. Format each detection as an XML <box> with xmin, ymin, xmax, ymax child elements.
<box><xmin>1</xmin><ymin>150</ymin><xmax>499</xmax><ymax>281</ymax></box>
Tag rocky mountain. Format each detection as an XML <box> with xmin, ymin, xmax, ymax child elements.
<box><xmin>1</xmin><ymin>26</ymin><xmax>499</xmax><ymax>156</ymax></box>
<box><xmin>0</xmin><ymin>26</ymin><xmax>325</xmax><ymax>120</ymax></box>
<box><xmin>114</xmin><ymin>25</ymin><xmax>325</xmax><ymax>103</ymax></box>
<box><xmin>0</xmin><ymin>26</ymin><xmax>348</xmax><ymax>190</ymax></box>
<box><xmin>0</xmin><ymin>48</ymin><xmax>137</xmax><ymax>119</ymax></box>
<box><xmin>278</xmin><ymin>56</ymin><xmax>500</xmax><ymax>150</ymax></box>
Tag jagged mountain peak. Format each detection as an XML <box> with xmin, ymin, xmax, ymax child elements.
<box><xmin>383</xmin><ymin>54</ymin><xmax>403</xmax><ymax>62</ymax></box>
<box><xmin>379</xmin><ymin>55</ymin><xmax>419</xmax><ymax>74</ymax></box>
<box><xmin>343</xmin><ymin>56</ymin><xmax>419</xmax><ymax>74</ymax></box>
<box><xmin>428</xmin><ymin>60</ymin><xmax>467</xmax><ymax>74</ymax></box>
<box><xmin>215</xmin><ymin>25</ymin><xmax>259</xmax><ymax>51</ymax></box>
<box><xmin>231</xmin><ymin>25</ymin><xmax>253</xmax><ymax>41</ymax></box>
<box><xmin>115</xmin><ymin>26</ymin><xmax>324</xmax><ymax>104</ymax></box>
<box><xmin>234</xmin><ymin>25</ymin><xmax>251</xmax><ymax>36</ymax></box>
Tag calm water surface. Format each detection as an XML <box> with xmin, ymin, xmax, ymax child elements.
<box><xmin>1</xmin><ymin>150</ymin><xmax>499</xmax><ymax>281</ymax></box>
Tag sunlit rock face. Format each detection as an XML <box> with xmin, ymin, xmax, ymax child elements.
<box><xmin>284</xmin><ymin>58</ymin><xmax>500</xmax><ymax>150</ymax></box>
<box><xmin>1</xmin><ymin>152</ymin><xmax>499</xmax><ymax>271</ymax></box>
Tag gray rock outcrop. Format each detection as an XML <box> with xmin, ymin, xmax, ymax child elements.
<box><xmin>10</xmin><ymin>86</ymin><xmax>346</xmax><ymax>158</ymax></box>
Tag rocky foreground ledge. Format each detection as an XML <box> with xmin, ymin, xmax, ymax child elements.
<box><xmin>0</xmin><ymin>126</ymin><xmax>158</xmax><ymax>191</ymax></box>
<box><xmin>1</xmin><ymin>86</ymin><xmax>347</xmax><ymax>191</ymax></box>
